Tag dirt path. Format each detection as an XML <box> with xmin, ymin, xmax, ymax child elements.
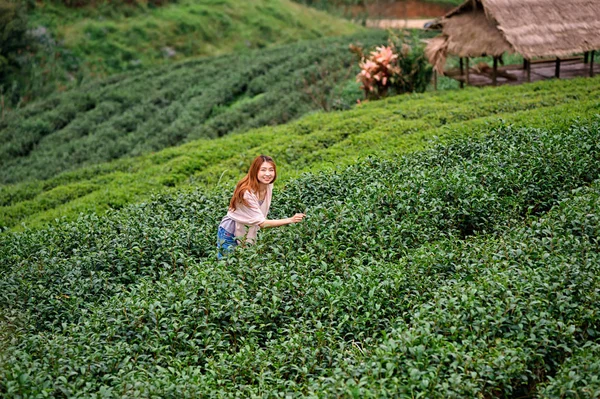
<box><xmin>365</xmin><ymin>18</ymin><xmax>434</xmax><ymax>29</ymax></box>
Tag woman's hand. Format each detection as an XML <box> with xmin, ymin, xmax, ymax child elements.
<box><xmin>288</xmin><ymin>213</ymin><xmax>306</xmax><ymax>224</ymax></box>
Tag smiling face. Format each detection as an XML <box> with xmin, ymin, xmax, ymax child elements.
<box><xmin>257</xmin><ymin>161</ymin><xmax>275</xmax><ymax>185</ymax></box>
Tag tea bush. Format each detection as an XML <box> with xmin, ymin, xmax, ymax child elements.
<box><xmin>307</xmin><ymin>182</ymin><xmax>600</xmax><ymax>397</ymax></box>
<box><xmin>1</xmin><ymin>116</ymin><xmax>599</xmax><ymax>397</ymax></box>
<box><xmin>2</xmin><ymin>76</ymin><xmax>599</xmax><ymax>230</ymax></box>
<box><xmin>537</xmin><ymin>343</ymin><xmax>600</xmax><ymax>398</ymax></box>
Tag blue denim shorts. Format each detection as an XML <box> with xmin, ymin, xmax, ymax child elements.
<box><xmin>217</xmin><ymin>227</ymin><xmax>237</xmax><ymax>259</ymax></box>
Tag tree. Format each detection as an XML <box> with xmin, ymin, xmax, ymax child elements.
<box><xmin>0</xmin><ymin>0</ymin><xmax>35</xmax><ymax>108</ymax></box>
<box><xmin>0</xmin><ymin>1</ymin><xmax>31</xmax><ymax>81</ymax></box>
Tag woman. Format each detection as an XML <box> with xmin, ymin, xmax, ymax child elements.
<box><xmin>217</xmin><ymin>155</ymin><xmax>305</xmax><ymax>258</ymax></box>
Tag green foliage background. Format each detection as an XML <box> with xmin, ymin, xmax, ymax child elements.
<box><xmin>0</xmin><ymin>0</ymin><xmax>36</xmax><ymax>105</ymax></box>
<box><xmin>0</xmin><ymin>1</ymin><xmax>29</xmax><ymax>78</ymax></box>
<box><xmin>1</xmin><ymin>76</ymin><xmax>598</xmax><ymax>231</ymax></box>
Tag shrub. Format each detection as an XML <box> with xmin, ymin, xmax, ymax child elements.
<box><xmin>354</xmin><ymin>31</ymin><xmax>432</xmax><ymax>100</ymax></box>
<box><xmin>537</xmin><ymin>343</ymin><xmax>600</xmax><ymax>399</ymax></box>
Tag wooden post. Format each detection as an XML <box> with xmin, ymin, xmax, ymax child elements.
<box><xmin>493</xmin><ymin>56</ymin><xmax>498</xmax><ymax>86</ymax></box>
<box><xmin>555</xmin><ymin>57</ymin><xmax>561</xmax><ymax>78</ymax></box>
<box><xmin>591</xmin><ymin>50</ymin><xmax>596</xmax><ymax>77</ymax></box>
<box><xmin>459</xmin><ymin>57</ymin><xmax>464</xmax><ymax>88</ymax></box>
<box><xmin>584</xmin><ymin>51</ymin><xmax>589</xmax><ymax>64</ymax></box>
<box><xmin>525</xmin><ymin>59</ymin><xmax>531</xmax><ymax>82</ymax></box>
<box><xmin>465</xmin><ymin>58</ymin><xmax>470</xmax><ymax>85</ymax></box>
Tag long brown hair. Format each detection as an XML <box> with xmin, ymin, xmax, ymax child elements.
<box><xmin>229</xmin><ymin>155</ymin><xmax>277</xmax><ymax>211</ymax></box>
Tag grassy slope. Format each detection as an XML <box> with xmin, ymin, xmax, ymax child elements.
<box><xmin>2</xmin><ymin>76</ymin><xmax>599</xmax><ymax>230</ymax></box>
<box><xmin>30</xmin><ymin>0</ymin><xmax>360</xmax><ymax>75</ymax></box>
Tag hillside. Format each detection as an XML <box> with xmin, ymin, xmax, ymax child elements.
<box><xmin>1</xmin><ymin>93</ymin><xmax>599</xmax><ymax>396</ymax></box>
<box><xmin>0</xmin><ymin>29</ymin><xmax>389</xmax><ymax>185</ymax></box>
<box><xmin>1</xmin><ymin>76</ymin><xmax>599</xmax><ymax>230</ymax></box>
<box><xmin>4</xmin><ymin>0</ymin><xmax>360</xmax><ymax>108</ymax></box>
<box><xmin>30</xmin><ymin>0</ymin><xmax>360</xmax><ymax>75</ymax></box>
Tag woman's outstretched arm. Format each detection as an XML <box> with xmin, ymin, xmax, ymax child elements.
<box><xmin>259</xmin><ymin>213</ymin><xmax>305</xmax><ymax>228</ymax></box>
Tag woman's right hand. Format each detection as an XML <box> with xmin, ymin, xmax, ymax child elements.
<box><xmin>289</xmin><ymin>213</ymin><xmax>306</xmax><ymax>223</ymax></box>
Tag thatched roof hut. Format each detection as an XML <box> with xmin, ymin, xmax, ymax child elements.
<box><xmin>426</xmin><ymin>0</ymin><xmax>600</xmax><ymax>74</ymax></box>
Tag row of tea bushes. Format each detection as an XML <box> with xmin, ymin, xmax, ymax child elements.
<box><xmin>8</xmin><ymin>115</ymin><xmax>600</xmax><ymax>331</ymax></box>
<box><xmin>273</xmin><ymin>119</ymin><xmax>600</xmax><ymax>254</ymax></box>
<box><xmin>1</xmin><ymin>117</ymin><xmax>599</xmax><ymax>397</ymax></box>
<box><xmin>2</xmin><ymin>76</ymin><xmax>599</xmax><ymax>230</ymax></box>
<box><xmin>0</xmin><ymin>30</ymin><xmax>385</xmax><ymax>185</ymax></box>
<box><xmin>306</xmin><ymin>181</ymin><xmax>600</xmax><ymax>397</ymax></box>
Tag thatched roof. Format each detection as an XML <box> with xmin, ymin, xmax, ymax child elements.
<box><xmin>442</xmin><ymin>5</ymin><xmax>512</xmax><ymax>58</ymax></box>
<box><xmin>425</xmin><ymin>36</ymin><xmax>449</xmax><ymax>75</ymax></box>
<box><xmin>426</xmin><ymin>0</ymin><xmax>600</xmax><ymax>73</ymax></box>
<box><xmin>485</xmin><ymin>0</ymin><xmax>600</xmax><ymax>58</ymax></box>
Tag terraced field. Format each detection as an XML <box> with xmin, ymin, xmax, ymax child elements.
<box><xmin>1</xmin><ymin>29</ymin><xmax>396</xmax><ymax>186</ymax></box>
<box><xmin>2</xmin><ymin>76</ymin><xmax>599</xmax><ymax>231</ymax></box>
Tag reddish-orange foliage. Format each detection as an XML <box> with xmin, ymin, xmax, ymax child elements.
<box><xmin>356</xmin><ymin>45</ymin><xmax>402</xmax><ymax>99</ymax></box>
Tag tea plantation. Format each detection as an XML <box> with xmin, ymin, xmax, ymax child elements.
<box><xmin>0</xmin><ymin>28</ymin><xmax>396</xmax><ymax>186</ymax></box>
<box><xmin>1</xmin><ymin>100</ymin><xmax>600</xmax><ymax>396</ymax></box>
<box><xmin>3</xmin><ymin>0</ymin><xmax>360</xmax><ymax>108</ymax></box>
<box><xmin>2</xmin><ymin>76</ymin><xmax>599</xmax><ymax>231</ymax></box>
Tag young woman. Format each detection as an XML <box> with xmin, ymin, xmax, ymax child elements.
<box><xmin>217</xmin><ymin>155</ymin><xmax>305</xmax><ymax>258</ymax></box>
